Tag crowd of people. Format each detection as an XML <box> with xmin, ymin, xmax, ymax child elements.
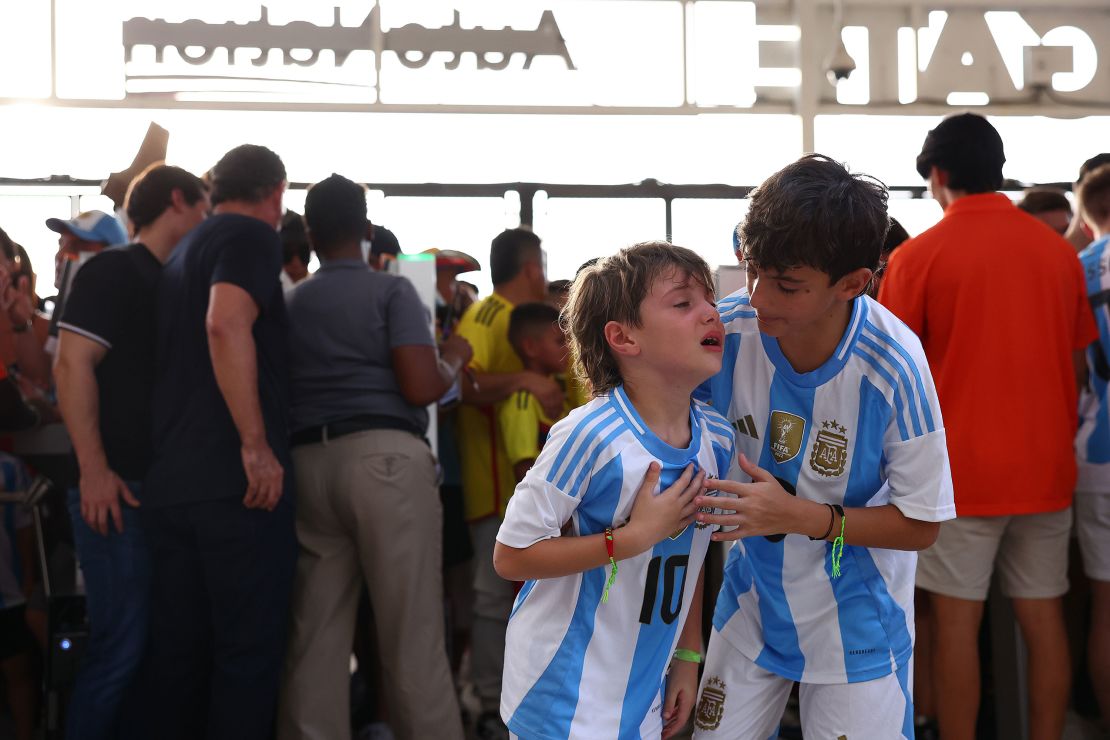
<box><xmin>0</xmin><ymin>113</ymin><xmax>1107</xmax><ymax>740</ymax></box>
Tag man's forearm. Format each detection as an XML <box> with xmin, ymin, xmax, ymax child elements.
<box><xmin>54</xmin><ymin>359</ymin><xmax>109</xmax><ymax>472</ymax></box>
<box><xmin>461</xmin><ymin>370</ymin><xmax>531</xmax><ymax>406</ymax></box>
<box><xmin>208</xmin><ymin>326</ymin><xmax>266</xmax><ymax>445</ymax></box>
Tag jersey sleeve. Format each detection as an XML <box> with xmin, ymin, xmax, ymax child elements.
<box><xmin>58</xmin><ymin>253</ymin><xmax>128</xmax><ymax>348</ymax></box>
<box><xmin>456</xmin><ymin>303</ymin><xmax>493</xmax><ymax>374</ymax></box>
<box><xmin>877</xmin><ymin>246</ymin><xmax>926</xmax><ymax>337</ymax></box>
<box><xmin>496</xmin><ymin>414</ymin><xmax>584</xmax><ymax>549</ymax></box>
<box><xmin>499</xmin><ymin>391</ymin><xmax>541</xmax><ymax>466</ymax></box>
<box><xmin>210</xmin><ymin>221</ymin><xmax>282</xmax><ymax>309</ymax></box>
<box><xmin>386</xmin><ymin>278</ymin><xmax>435</xmax><ymax>348</ymax></box>
<box><xmin>883</xmin><ymin>429</ymin><xmax>955</xmax><ymax>521</ymax></box>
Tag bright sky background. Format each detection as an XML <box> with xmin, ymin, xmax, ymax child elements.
<box><xmin>0</xmin><ymin>0</ymin><xmax>1105</xmax><ymax>295</ymax></box>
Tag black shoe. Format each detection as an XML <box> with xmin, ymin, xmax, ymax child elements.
<box><xmin>914</xmin><ymin>717</ymin><xmax>939</xmax><ymax>740</ymax></box>
<box><xmin>475</xmin><ymin>711</ymin><xmax>509</xmax><ymax>740</ymax></box>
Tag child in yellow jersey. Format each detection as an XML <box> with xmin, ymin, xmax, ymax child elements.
<box><xmin>498</xmin><ymin>303</ymin><xmax>574</xmax><ymax>482</ymax></box>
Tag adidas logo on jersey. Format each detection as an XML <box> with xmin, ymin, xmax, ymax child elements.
<box><xmin>731</xmin><ymin>414</ymin><xmax>759</xmax><ymax>439</ymax></box>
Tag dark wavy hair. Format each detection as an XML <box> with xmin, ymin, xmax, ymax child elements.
<box><xmin>125</xmin><ymin>163</ymin><xmax>207</xmax><ymax>235</ymax></box>
<box><xmin>739</xmin><ymin>154</ymin><xmax>889</xmax><ymax>283</ymax></box>
<box><xmin>490</xmin><ymin>228</ymin><xmax>542</xmax><ymax>285</ymax></box>
<box><xmin>208</xmin><ymin>144</ymin><xmax>286</xmax><ymax>207</ymax></box>
<box><xmin>304</xmin><ymin>174</ymin><xmax>367</xmax><ymax>255</ymax></box>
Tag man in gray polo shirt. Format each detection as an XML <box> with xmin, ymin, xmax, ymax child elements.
<box><xmin>277</xmin><ymin>174</ymin><xmax>470</xmax><ymax>740</ymax></box>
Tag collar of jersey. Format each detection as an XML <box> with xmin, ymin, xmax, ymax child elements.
<box><xmin>610</xmin><ymin>385</ymin><xmax>702</xmax><ymax>464</ymax></box>
<box><xmin>318</xmin><ymin>258</ymin><xmax>369</xmax><ymax>270</ymax></box>
<box><xmin>942</xmin><ymin>192</ymin><xmax>1014</xmax><ymax>217</ymax></box>
<box><xmin>759</xmin><ymin>295</ymin><xmax>869</xmax><ymax>388</ymax></box>
<box><xmin>1080</xmin><ymin>234</ymin><xmax>1110</xmax><ymax>261</ymax></box>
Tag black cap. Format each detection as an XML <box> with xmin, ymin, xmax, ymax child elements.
<box><xmin>915</xmin><ymin>113</ymin><xmax>1005</xmax><ymax>181</ymax></box>
<box><xmin>1079</xmin><ymin>153</ymin><xmax>1110</xmax><ymax>184</ymax></box>
<box><xmin>370</xmin><ymin>224</ymin><xmax>401</xmax><ymax>257</ymax></box>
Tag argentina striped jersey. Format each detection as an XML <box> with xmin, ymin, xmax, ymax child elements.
<box><xmin>1077</xmin><ymin>235</ymin><xmax>1110</xmax><ymax>488</ymax></box>
<box><xmin>498</xmin><ymin>386</ymin><xmax>735</xmax><ymax>739</ymax></box>
<box><xmin>703</xmin><ymin>291</ymin><xmax>954</xmax><ymax>684</ymax></box>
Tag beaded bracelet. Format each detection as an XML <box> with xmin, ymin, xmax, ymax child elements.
<box><xmin>602</xmin><ymin>527</ymin><xmax>618</xmax><ymax>603</ymax></box>
<box><xmin>809</xmin><ymin>503</ymin><xmax>836</xmax><ymax>541</ymax></box>
<box><xmin>831</xmin><ymin>505</ymin><xmax>846</xmax><ymax>578</ymax></box>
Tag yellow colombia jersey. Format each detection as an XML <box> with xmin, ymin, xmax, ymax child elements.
<box><xmin>456</xmin><ymin>293</ymin><xmax>521</xmax><ymax>521</ymax></box>
<box><xmin>497</xmin><ymin>386</ymin><xmax>572</xmax><ymax>469</ymax></box>
<box><xmin>564</xmin><ymin>373</ymin><xmax>592</xmax><ymax>410</ymax></box>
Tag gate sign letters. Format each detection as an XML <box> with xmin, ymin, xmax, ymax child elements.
<box><xmin>8</xmin><ymin>1</ymin><xmax>1109</xmax><ymax>112</ymax></box>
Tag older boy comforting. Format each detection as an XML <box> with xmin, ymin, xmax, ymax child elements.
<box><xmin>692</xmin><ymin>155</ymin><xmax>955</xmax><ymax>740</ymax></box>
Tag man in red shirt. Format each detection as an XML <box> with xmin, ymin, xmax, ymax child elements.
<box><xmin>880</xmin><ymin>113</ymin><xmax>1096</xmax><ymax>740</ymax></box>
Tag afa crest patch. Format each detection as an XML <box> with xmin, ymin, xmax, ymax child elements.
<box><xmin>810</xmin><ymin>419</ymin><xmax>849</xmax><ymax>477</ymax></box>
<box><xmin>694</xmin><ymin>676</ymin><xmax>727</xmax><ymax>732</ymax></box>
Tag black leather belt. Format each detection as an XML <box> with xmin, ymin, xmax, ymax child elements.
<box><xmin>290</xmin><ymin>414</ymin><xmax>425</xmax><ymax>447</ymax></box>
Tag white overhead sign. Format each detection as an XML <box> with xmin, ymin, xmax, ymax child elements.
<box><xmin>0</xmin><ymin>1</ymin><xmax>1105</xmax><ymax>113</ymax></box>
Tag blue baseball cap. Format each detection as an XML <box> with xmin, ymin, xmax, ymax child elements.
<box><xmin>45</xmin><ymin>210</ymin><xmax>128</xmax><ymax>246</ymax></box>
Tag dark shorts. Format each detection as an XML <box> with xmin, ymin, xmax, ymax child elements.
<box><xmin>0</xmin><ymin>604</ymin><xmax>35</xmax><ymax>661</ymax></box>
<box><xmin>439</xmin><ymin>484</ymin><xmax>473</xmax><ymax>568</ymax></box>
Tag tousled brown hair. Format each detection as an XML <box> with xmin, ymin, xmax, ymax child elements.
<box><xmin>564</xmin><ymin>241</ymin><xmax>713</xmax><ymax>396</ymax></box>
<box><xmin>1078</xmin><ymin>164</ymin><xmax>1110</xmax><ymax>228</ymax></box>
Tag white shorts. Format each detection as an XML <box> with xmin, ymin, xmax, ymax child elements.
<box><xmin>691</xmin><ymin>630</ymin><xmax>914</xmax><ymax>740</ymax></box>
<box><xmin>1077</xmin><ymin>489</ymin><xmax>1110</xmax><ymax>582</ymax></box>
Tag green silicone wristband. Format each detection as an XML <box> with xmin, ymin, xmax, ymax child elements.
<box><xmin>673</xmin><ymin>648</ymin><xmax>703</xmax><ymax>664</ymax></box>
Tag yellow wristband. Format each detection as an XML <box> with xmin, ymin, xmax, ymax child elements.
<box><xmin>672</xmin><ymin>648</ymin><xmax>703</xmax><ymax>664</ymax></box>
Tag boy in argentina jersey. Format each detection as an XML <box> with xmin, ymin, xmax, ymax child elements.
<box><xmin>1075</xmin><ymin>164</ymin><xmax>1110</xmax><ymax>724</ymax></box>
<box><xmin>691</xmin><ymin>156</ymin><xmax>955</xmax><ymax>740</ymax></box>
<box><xmin>494</xmin><ymin>242</ymin><xmax>736</xmax><ymax>740</ymax></box>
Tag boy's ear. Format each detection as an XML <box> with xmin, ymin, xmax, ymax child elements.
<box><xmin>837</xmin><ymin>267</ymin><xmax>873</xmax><ymax>299</ymax></box>
<box><xmin>603</xmin><ymin>320</ymin><xmax>640</xmax><ymax>358</ymax></box>
<box><xmin>519</xmin><ymin>334</ymin><xmax>540</xmax><ymax>360</ymax></box>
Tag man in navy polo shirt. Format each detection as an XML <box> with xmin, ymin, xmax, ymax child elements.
<box><xmin>143</xmin><ymin>145</ymin><xmax>295</xmax><ymax>740</ymax></box>
<box><xmin>55</xmin><ymin>164</ymin><xmax>209</xmax><ymax>739</ymax></box>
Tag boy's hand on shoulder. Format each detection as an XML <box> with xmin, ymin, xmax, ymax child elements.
<box><xmin>694</xmin><ymin>454</ymin><xmax>805</xmax><ymax>541</ymax></box>
<box><xmin>626</xmin><ymin>462</ymin><xmax>704</xmax><ymax>554</ymax></box>
<box><xmin>524</xmin><ymin>372</ymin><xmax>565</xmax><ymax>418</ymax></box>
<box><xmin>662</xmin><ymin>659</ymin><xmax>699</xmax><ymax>739</ymax></box>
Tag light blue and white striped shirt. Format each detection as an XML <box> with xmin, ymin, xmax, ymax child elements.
<box><xmin>703</xmin><ymin>291</ymin><xmax>954</xmax><ymax>685</ymax></box>
<box><xmin>1077</xmin><ymin>235</ymin><xmax>1110</xmax><ymax>489</ymax></box>
<box><xmin>498</xmin><ymin>387</ymin><xmax>734</xmax><ymax>739</ymax></box>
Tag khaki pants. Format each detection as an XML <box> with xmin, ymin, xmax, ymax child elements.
<box><xmin>277</xmin><ymin>429</ymin><xmax>463</xmax><ymax>740</ymax></box>
<box><xmin>469</xmin><ymin>516</ymin><xmax>517</xmax><ymax>713</ymax></box>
